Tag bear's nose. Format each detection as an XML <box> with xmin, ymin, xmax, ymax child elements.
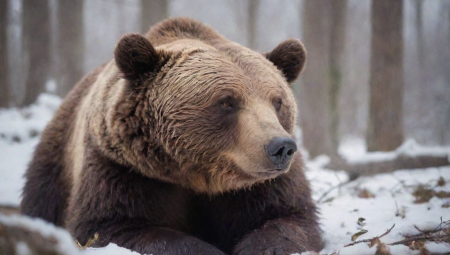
<box><xmin>265</xmin><ymin>137</ymin><xmax>297</xmax><ymax>169</ymax></box>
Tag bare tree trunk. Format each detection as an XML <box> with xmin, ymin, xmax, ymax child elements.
<box><xmin>329</xmin><ymin>0</ymin><xmax>347</xmax><ymax>157</ymax></box>
<box><xmin>0</xmin><ymin>0</ymin><xmax>9</xmax><ymax>108</ymax></box>
<box><xmin>141</xmin><ymin>0</ymin><xmax>168</xmax><ymax>34</ymax></box>
<box><xmin>367</xmin><ymin>0</ymin><xmax>404</xmax><ymax>152</ymax></box>
<box><xmin>300</xmin><ymin>0</ymin><xmax>348</xmax><ymax>158</ymax></box>
<box><xmin>415</xmin><ymin>0</ymin><xmax>425</xmax><ymax>67</ymax></box>
<box><xmin>436</xmin><ymin>1</ymin><xmax>450</xmax><ymax>145</ymax></box>
<box><xmin>444</xmin><ymin>2</ymin><xmax>450</xmax><ymax>145</ymax></box>
<box><xmin>22</xmin><ymin>0</ymin><xmax>51</xmax><ymax>106</ymax></box>
<box><xmin>414</xmin><ymin>0</ymin><xmax>428</xmax><ymax>126</ymax></box>
<box><xmin>300</xmin><ymin>0</ymin><xmax>333</xmax><ymax>158</ymax></box>
<box><xmin>328</xmin><ymin>154</ymin><xmax>450</xmax><ymax>179</ymax></box>
<box><xmin>247</xmin><ymin>0</ymin><xmax>260</xmax><ymax>50</ymax></box>
<box><xmin>56</xmin><ymin>0</ymin><xmax>84</xmax><ymax>97</ymax></box>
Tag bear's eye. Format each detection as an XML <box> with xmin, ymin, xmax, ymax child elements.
<box><xmin>274</xmin><ymin>98</ymin><xmax>282</xmax><ymax>111</ymax></box>
<box><xmin>221</xmin><ymin>97</ymin><xmax>234</xmax><ymax>109</ymax></box>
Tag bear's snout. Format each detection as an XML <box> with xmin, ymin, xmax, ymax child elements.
<box><xmin>265</xmin><ymin>137</ymin><xmax>297</xmax><ymax>170</ymax></box>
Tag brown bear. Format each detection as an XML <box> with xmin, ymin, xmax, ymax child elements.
<box><xmin>21</xmin><ymin>18</ymin><xmax>322</xmax><ymax>255</ymax></box>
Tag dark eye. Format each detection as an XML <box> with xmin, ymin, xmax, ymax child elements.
<box><xmin>221</xmin><ymin>97</ymin><xmax>234</xmax><ymax>109</ymax></box>
<box><xmin>274</xmin><ymin>98</ymin><xmax>282</xmax><ymax>111</ymax></box>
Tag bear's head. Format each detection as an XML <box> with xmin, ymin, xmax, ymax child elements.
<box><xmin>109</xmin><ymin>27</ymin><xmax>306</xmax><ymax>194</ymax></box>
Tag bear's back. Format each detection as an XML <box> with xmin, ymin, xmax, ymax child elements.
<box><xmin>20</xmin><ymin>64</ymin><xmax>106</xmax><ymax>226</ymax></box>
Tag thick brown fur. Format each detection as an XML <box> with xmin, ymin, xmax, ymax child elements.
<box><xmin>21</xmin><ymin>17</ymin><xmax>321</xmax><ymax>254</ymax></box>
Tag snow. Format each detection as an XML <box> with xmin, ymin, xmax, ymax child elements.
<box><xmin>339</xmin><ymin>136</ymin><xmax>450</xmax><ymax>164</ymax></box>
<box><xmin>0</xmin><ymin>93</ymin><xmax>61</xmax><ymax>206</ymax></box>
<box><xmin>307</xmin><ymin>165</ymin><xmax>450</xmax><ymax>254</ymax></box>
<box><xmin>0</xmin><ymin>94</ymin><xmax>449</xmax><ymax>254</ymax></box>
<box><xmin>84</xmin><ymin>244</ymin><xmax>145</xmax><ymax>255</ymax></box>
<box><xmin>0</xmin><ymin>214</ymin><xmax>81</xmax><ymax>255</ymax></box>
<box><xmin>0</xmin><ymin>214</ymin><xmax>140</xmax><ymax>255</ymax></box>
<box><xmin>15</xmin><ymin>242</ymin><xmax>32</xmax><ymax>255</ymax></box>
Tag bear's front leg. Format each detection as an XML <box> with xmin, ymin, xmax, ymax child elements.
<box><xmin>90</xmin><ymin>221</ymin><xmax>226</xmax><ymax>255</ymax></box>
<box><xmin>233</xmin><ymin>216</ymin><xmax>322</xmax><ymax>255</ymax></box>
<box><xmin>67</xmin><ymin>147</ymin><xmax>226</xmax><ymax>255</ymax></box>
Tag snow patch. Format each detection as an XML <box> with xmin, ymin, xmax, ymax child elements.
<box><xmin>339</xmin><ymin>137</ymin><xmax>450</xmax><ymax>164</ymax></box>
<box><xmin>0</xmin><ymin>214</ymin><xmax>81</xmax><ymax>255</ymax></box>
<box><xmin>309</xmin><ymin>167</ymin><xmax>450</xmax><ymax>254</ymax></box>
<box><xmin>0</xmin><ymin>214</ymin><xmax>145</xmax><ymax>255</ymax></box>
<box><xmin>0</xmin><ymin>93</ymin><xmax>61</xmax><ymax>206</ymax></box>
<box><xmin>0</xmin><ymin>93</ymin><xmax>61</xmax><ymax>144</ymax></box>
<box><xmin>84</xmin><ymin>244</ymin><xmax>147</xmax><ymax>255</ymax></box>
<box><xmin>16</xmin><ymin>241</ymin><xmax>32</xmax><ymax>255</ymax></box>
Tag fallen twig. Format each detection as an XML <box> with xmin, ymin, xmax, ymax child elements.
<box><xmin>317</xmin><ymin>179</ymin><xmax>353</xmax><ymax>204</ymax></box>
<box><xmin>344</xmin><ymin>224</ymin><xmax>395</xmax><ymax>247</ymax></box>
<box><xmin>387</xmin><ymin>219</ymin><xmax>450</xmax><ymax>246</ymax></box>
<box><xmin>343</xmin><ymin>219</ymin><xmax>450</xmax><ymax>250</ymax></box>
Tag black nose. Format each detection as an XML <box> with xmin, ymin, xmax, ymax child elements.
<box><xmin>265</xmin><ymin>137</ymin><xmax>297</xmax><ymax>168</ymax></box>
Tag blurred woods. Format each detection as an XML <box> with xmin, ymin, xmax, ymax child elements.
<box><xmin>0</xmin><ymin>0</ymin><xmax>449</xmax><ymax>158</ymax></box>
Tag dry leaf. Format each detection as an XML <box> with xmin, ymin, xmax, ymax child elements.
<box><xmin>375</xmin><ymin>243</ymin><xmax>391</xmax><ymax>255</ymax></box>
<box><xmin>413</xmin><ymin>185</ymin><xmax>435</xmax><ymax>203</ymax></box>
<box><xmin>408</xmin><ymin>240</ymin><xmax>425</xmax><ymax>250</ymax></box>
<box><xmin>437</xmin><ymin>176</ymin><xmax>446</xmax><ymax>187</ymax></box>
<box><xmin>413</xmin><ymin>184</ymin><xmax>450</xmax><ymax>203</ymax></box>
<box><xmin>351</xmin><ymin>229</ymin><xmax>368</xmax><ymax>241</ymax></box>
<box><xmin>369</xmin><ymin>237</ymin><xmax>380</xmax><ymax>248</ymax></box>
<box><xmin>435</xmin><ymin>191</ymin><xmax>450</xmax><ymax>199</ymax></box>
<box><xmin>357</xmin><ymin>217</ymin><xmax>366</xmax><ymax>226</ymax></box>
<box><xmin>420</xmin><ymin>248</ymin><xmax>431</xmax><ymax>255</ymax></box>
<box><xmin>357</xmin><ymin>188</ymin><xmax>375</xmax><ymax>198</ymax></box>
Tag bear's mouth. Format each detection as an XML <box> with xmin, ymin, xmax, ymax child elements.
<box><xmin>257</xmin><ymin>168</ymin><xmax>288</xmax><ymax>178</ymax></box>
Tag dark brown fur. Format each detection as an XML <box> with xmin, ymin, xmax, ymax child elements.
<box><xmin>21</xmin><ymin>18</ymin><xmax>322</xmax><ymax>254</ymax></box>
<box><xmin>21</xmin><ymin>63</ymin><xmax>105</xmax><ymax>225</ymax></box>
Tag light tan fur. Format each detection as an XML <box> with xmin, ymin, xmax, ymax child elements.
<box><xmin>66</xmin><ymin>23</ymin><xmax>299</xmax><ymax>195</ymax></box>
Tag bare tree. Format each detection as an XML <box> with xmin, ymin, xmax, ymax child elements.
<box><xmin>329</xmin><ymin>0</ymin><xmax>347</xmax><ymax>156</ymax></box>
<box><xmin>367</xmin><ymin>0</ymin><xmax>404</xmax><ymax>151</ymax></box>
<box><xmin>444</xmin><ymin>1</ymin><xmax>450</xmax><ymax>145</ymax></box>
<box><xmin>56</xmin><ymin>0</ymin><xmax>84</xmax><ymax>97</ymax></box>
<box><xmin>435</xmin><ymin>1</ymin><xmax>450</xmax><ymax>145</ymax></box>
<box><xmin>415</xmin><ymin>0</ymin><xmax>425</xmax><ymax>67</ymax></box>
<box><xmin>22</xmin><ymin>0</ymin><xmax>51</xmax><ymax>106</ymax></box>
<box><xmin>414</xmin><ymin>0</ymin><xmax>427</xmax><ymax>128</ymax></box>
<box><xmin>300</xmin><ymin>0</ymin><xmax>347</xmax><ymax>158</ymax></box>
<box><xmin>0</xmin><ymin>0</ymin><xmax>8</xmax><ymax>108</ymax></box>
<box><xmin>247</xmin><ymin>0</ymin><xmax>260</xmax><ymax>50</ymax></box>
<box><xmin>141</xmin><ymin>0</ymin><xmax>168</xmax><ymax>34</ymax></box>
<box><xmin>300</xmin><ymin>0</ymin><xmax>333</xmax><ymax>158</ymax></box>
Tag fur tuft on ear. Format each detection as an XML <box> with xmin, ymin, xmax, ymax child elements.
<box><xmin>114</xmin><ymin>33</ymin><xmax>159</xmax><ymax>80</ymax></box>
<box><xmin>264</xmin><ymin>39</ymin><xmax>306</xmax><ymax>83</ymax></box>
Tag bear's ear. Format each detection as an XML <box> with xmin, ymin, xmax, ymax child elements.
<box><xmin>114</xmin><ymin>33</ymin><xmax>160</xmax><ymax>80</ymax></box>
<box><xmin>264</xmin><ymin>39</ymin><xmax>306</xmax><ymax>84</ymax></box>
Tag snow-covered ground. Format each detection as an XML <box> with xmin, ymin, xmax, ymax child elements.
<box><xmin>0</xmin><ymin>94</ymin><xmax>449</xmax><ymax>255</ymax></box>
<box><xmin>0</xmin><ymin>94</ymin><xmax>61</xmax><ymax>206</ymax></box>
<box><xmin>0</xmin><ymin>214</ymin><xmax>139</xmax><ymax>255</ymax></box>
